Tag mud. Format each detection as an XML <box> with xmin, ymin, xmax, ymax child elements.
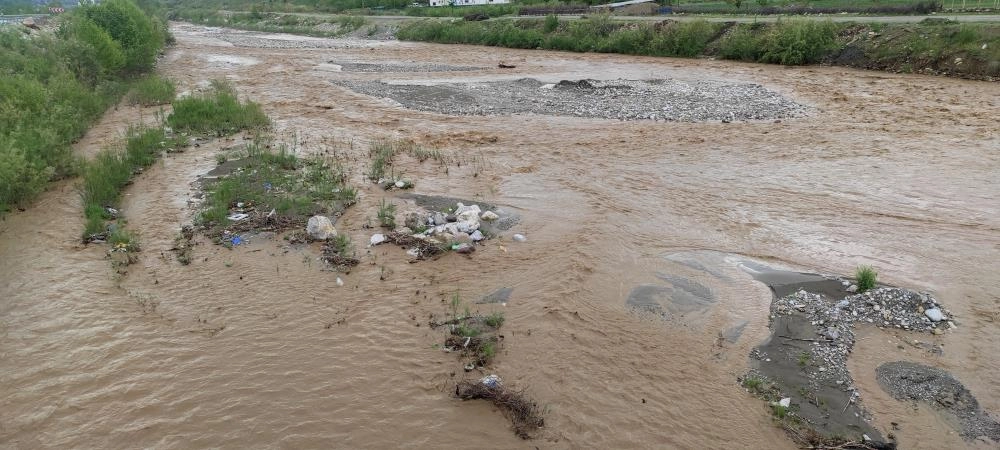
<box><xmin>1</xmin><ymin>22</ymin><xmax>999</xmax><ymax>449</ymax></box>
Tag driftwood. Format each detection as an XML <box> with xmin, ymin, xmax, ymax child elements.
<box><xmin>455</xmin><ymin>381</ymin><xmax>544</xmax><ymax>439</ymax></box>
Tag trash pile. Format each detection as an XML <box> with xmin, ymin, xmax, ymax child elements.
<box><xmin>371</xmin><ymin>201</ymin><xmax>522</xmax><ymax>259</ymax></box>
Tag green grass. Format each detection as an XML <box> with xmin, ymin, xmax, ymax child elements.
<box><xmin>367</xmin><ymin>138</ymin><xmax>407</xmax><ymax>182</ymax></box>
<box><xmin>109</xmin><ymin>226</ymin><xmax>141</xmax><ymax>252</ymax></box>
<box><xmin>197</xmin><ymin>141</ymin><xmax>357</xmax><ymax>236</ymax></box>
<box><xmin>771</xmin><ymin>403</ymin><xmax>789</xmax><ymax>419</ymax></box>
<box><xmin>331</xmin><ymin>234</ymin><xmax>353</xmax><ymax>256</ymax></box>
<box><xmin>797</xmin><ymin>351</ymin><xmax>812</xmax><ymax>367</ymax></box>
<box><xmin>484</xmin><ymin>312</ymin><xmax>505</xmax><ymax>328</ymax></box>
<box><xmin>166</xmin><ymin>80</ymin><xmax>270</xmax><ymax>136</ymax></box>
<box><xmin>168</xmin><ymin>9</ymin><xmax>370</xmax><ymax>38</ymax></box>
<box><xmin>397</xmin><ymin>17</ymin><xmax>728</xmax><ymax>59</ymax></box>
<box><xmin>377</xmin><ymin>198</ymin><xmax>397</xmax><ymax>228</ymax></box>
<box><xmin>742</xmin><ymin>376</ymin><xmax>764</xmax><ymax>392</ymax></box>
<box><xmin>81</xmin><ymin>125</ymin><xmax>182</xmax><ymax>240</ymax></box>
<box><xmin>479</xmin><ymin>340</ymin><xmax>497</xmax><ymax>361</ymax></box>
<box><xmin>127</xmin><ymin>75</ymin><xmax>176</xmax><ymax>106</ymax></box>
<box><xmin>855</xmin><ymin>265</ymin><xmax>877</xmax><ymax>292</ymax></box>
<box><xmin>456</xmin><ymin>323</ymin><xmax>482</xmax><ymax>337</ymax></box>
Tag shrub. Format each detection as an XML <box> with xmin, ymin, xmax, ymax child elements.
<box><xmin>83</xmin><ymin>0</ymin><xmax>166</xmax><ymax>73</ymax></box>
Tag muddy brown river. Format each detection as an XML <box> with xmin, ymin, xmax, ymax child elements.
<box><xmin>2</xmin><ymin>23</ymin><xmax>998</xmax><ymax>449</ymax></box>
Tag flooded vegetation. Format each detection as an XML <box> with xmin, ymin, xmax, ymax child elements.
<box><xmin>1</xmin><ymin>15</ymin><xmax>999</xmax><ymax>450</ymax></box>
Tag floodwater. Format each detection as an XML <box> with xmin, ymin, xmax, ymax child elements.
<box><xmin>1</xmin><ymin>23</ymin><xmax>998</xmax><ymax>449</ymax></box>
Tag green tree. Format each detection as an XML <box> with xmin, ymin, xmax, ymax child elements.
<box><xmin>82</xmin><ymin>0</ymin><xmax>164</xmax><ymax>73</ymax></box>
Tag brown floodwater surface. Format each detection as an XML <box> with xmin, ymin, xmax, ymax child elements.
<box><xmin>1</xmin><ymin>23</ymin><xmax>998</xmax><ymax>449</ymax></box>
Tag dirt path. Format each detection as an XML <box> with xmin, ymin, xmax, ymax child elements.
<box><xmin>1</xmin><ymin>23</ymin><xmax>997</xmax><ymax>448</ymax></box>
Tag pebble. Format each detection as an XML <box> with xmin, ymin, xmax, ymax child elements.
<box><xmin>925</xmin><ymin>308</ymin><xmax>944</xmax><ymax>322</ymax></box>
<box><xmin>512</xmin><ymin>233</ymin><xmax>527</xmax><ymax>242</ymax></box>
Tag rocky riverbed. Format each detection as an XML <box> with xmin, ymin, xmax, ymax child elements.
<box><xmin>332</xmin><ymin>77</ymin><xmax>810</xmax><ymax>122</ymax></box>
<box><xmin>876</xmin><ymin>361</ymin><xmax>1000</xmax><ymax>443</ymax></box>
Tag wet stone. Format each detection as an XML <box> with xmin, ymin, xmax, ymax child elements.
<box><xmin>477</xmin><ymin>287</ymin><xmax>514</xmax><ymax>305</ymax></box>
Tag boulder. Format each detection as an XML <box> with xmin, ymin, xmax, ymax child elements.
<box><xmin>480</xmin><ymin>211</ymin><xmax>500</xmax><ymax>221</ymax></box>
<box><xmin>924</xmin><ymin>308</ymin><xmax>944</xmax><ymax>322</ymax></box>
<box><xmin>370</xmin><ymin>233</ymin><xmax>387</xmax><ymax>246</ymax></box>
<box><xmin>306</xmin><ymin>216</ymin><xmax>337</xmax><ymax>240</ymax></box>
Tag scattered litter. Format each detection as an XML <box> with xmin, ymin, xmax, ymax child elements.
<box><xmin>336</xmin><ymin>277</ymin><xmax>344</xmax><ymax>287</ymax></box>
<box><xmin>230</xmin><ymin>235</ymin><xmax>243</xmax><ymax>246</ymax></box>
<box><xmin>227</xmin><ymin>213</ymin><xmax>250</xmax><ymax>221</ymax></box>
<box><xmin>370</xmin><ymin>233</ymin><xmax>387</xmax><ymax>246</ymax></box>
<box><xmin>464</xmin><ymin>362</ymin><xmax>476</xmax><ymax>372</ymax></box>
<box><xmin>104</xmin><ymin>207</ymin><xmax>120</xmax><ymax>218</ymax></box>
<box><xmin>481</xmin><ymin>374</ymin><xmax>502</xmax><ymax>388</ymax></box>
<box><xmin>779</xmin><ymin>397</ymin><xmax>791</xmax><ymax>407</ymax></box>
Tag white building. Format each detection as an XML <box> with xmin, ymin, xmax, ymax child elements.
<box><xmin>428</xmin><ymin>0</ymin><xmax>510</xmax><ymax>7</ymax></box>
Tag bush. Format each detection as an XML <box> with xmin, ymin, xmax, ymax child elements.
<box><xmin>0</xmin><ymin>0</ymin><xmax>167</xmax><ymax>214</ymax></box>
<box><xmin>83</xmin><ymin>0</ymin><xmax>166</xmax><ymax>73</ymax></box>
<box><xmin>719</xmin><ymin>20</ymin><xmax>839</xmax><ymax>65</ymax></box>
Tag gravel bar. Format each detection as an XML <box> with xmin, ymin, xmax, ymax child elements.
<box><xmin>332</xmin><ymin>78</ymin><xmax>809</xmax><ymax>122</ymax></box>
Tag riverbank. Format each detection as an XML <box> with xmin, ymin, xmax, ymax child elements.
<box><xmin>397</xmin><ymin>16</ymin><xmax>1000</xmax><ymax>80</ymax></box>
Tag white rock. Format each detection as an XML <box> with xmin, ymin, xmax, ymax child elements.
<box><xmin>455</xmin><ymin>203</ymin><xmax>481</xmax><ymax>217</ymax></box>
<box><xmin>847</xmin><ymin>284</ymin><xmax>858</xmax><ymax>293</ymax></box>
<box><xmin>395</xmin><ymin>180</ymin><xmax>406</xmax><ymax>188</ymax></box>
<box><xmin>369</xmin><ymin>233</ymin><xmax>387</xmax><ymax>246</ymax></box>
<box><xmin>456</xmin><ymin>219</ymin><xmax>479</xmax><ymax>234</ymax></box>
<box><xmin>512</xmin><ymin>233</ymin><xmax>527</xmax><ymax>242</ymax></box>
<box><xmin>836</xmin><ymin>299</ymin><xmax>850</xmax><ymax>309</ymax></box>
<box><xmin>925</xmin><ymin>308</ymin><xmax>944</xmax><ymax>322</ymax></box>
<box><xmin>336</xmin><ymin>277</ymin><xmax>344</xmax><ymax>287</ymax></box>
<box><xmin>470</xmin><ymin>230</ymin><xmax>484</xmax><ymax>242</ymax></box>
<box><xmin>306</xmin><ymin>215</ymin><xmax>337</xmax><ymax>240</ymax></box>
<box><xmin>480</xmin><ymin>211</ymin><xmax>500</xmax><ymax>221</ymax></box>
<box><xmin>779</xmin><ymin>398</ymin><xmax>791</xmax><ymax>407</ymax></box>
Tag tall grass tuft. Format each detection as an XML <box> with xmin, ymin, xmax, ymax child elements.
<box><xmin>167</xmin><ymin>80</ymin><xmax>270</xmax><ymax>136</ymax></box>
<box><xmin>855</xmin><ymin>265</ymin><xmax>877</xmax><ymax>293</ymax></box>
<box><xmin>127</xmin><ymin>75</ymin><xmax>176</xmax><ymax>106</ymax></box>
